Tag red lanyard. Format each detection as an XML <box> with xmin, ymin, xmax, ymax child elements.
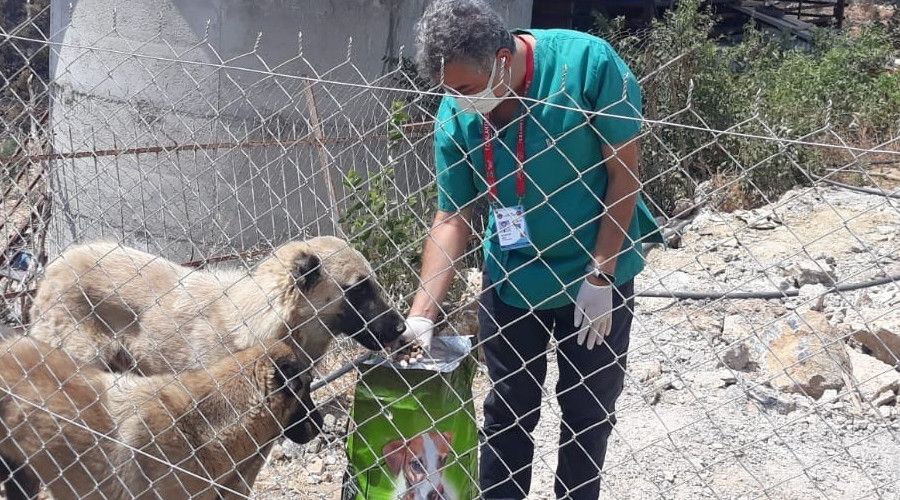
<box><xmin>482</xmin><ymin>35</ymin><xmax>534</xmax><ymax>204</ymax></box>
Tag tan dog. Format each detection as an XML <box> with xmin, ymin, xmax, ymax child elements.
<box><xmin>0</xmin><ymin>335</ymin><xmax>321</xmax><ymax>499</ymax></box>
<box><xmin>383</xmin><ymin>431</ymin><xmax>456</xmax><ymax>500</ymax></box>
<box><xmin>28</xmin><ymin>236</ymin><xmax>404</xmax><ymax>375</ymax></box>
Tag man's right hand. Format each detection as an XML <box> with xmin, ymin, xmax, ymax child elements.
<box><xmin>400</xmin><ymin>316</ymin><xmax>435</xmax><ymax>351</ymax></box>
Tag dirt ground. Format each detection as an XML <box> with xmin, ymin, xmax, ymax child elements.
<box><xmin>252</xmin><ymin>182</ymin><xmax>900</xmax><ymax>499</ymax></box>
<box><xmin>843</xmin><ymin>0</ymin><xmax>897</xmax><ymax>30</ymax></box>
<box><xmin>2</xmin><ymin>184</ymin><xmax>894</xmax><ymax>500</ymax></box>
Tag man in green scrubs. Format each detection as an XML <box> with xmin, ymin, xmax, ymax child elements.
<box><xmin>401</xmin><ymin>1</ymin><xmax>663</xmax><ymax>498</ymax></box>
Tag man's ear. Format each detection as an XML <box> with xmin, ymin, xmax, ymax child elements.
<box><xmin>292</xmin><ymin>252</ymin><xmax>321</xmax><ymax>291</ymax></box>
<box><xmin>382</xmin><ymin>439</ymin><xmax>407</xmax><ymax>476</ymax></box>
<box><xmin>496</xmin><ymin>47</ymin><xmax>513</xmax><ymax>69</ymax></box>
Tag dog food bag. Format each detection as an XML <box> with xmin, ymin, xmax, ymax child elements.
<box><xmin>343</xmin><ymin>336</ymin><xmax>478</xmax><ymax>500</ymax></box>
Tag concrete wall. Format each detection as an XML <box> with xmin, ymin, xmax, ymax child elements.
<box><xmin>48</xmin><ymin>0</ymin><xmax>532</xmax><ymax>261</ymax></box>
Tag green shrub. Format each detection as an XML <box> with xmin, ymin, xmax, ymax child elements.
<box><xmin>340</xmin><ymin>100</ymin><xmax>438</xmax><ymax>306</ymax></box>
<box><xmin>593</xmin><ymin>0</ymin><xmax>900</xmax><ymax>213</ymax></box>
<box><xmin>340</xmin><ymin>163</ymin><xmax>435</xmax><ymax>306</ymax></box>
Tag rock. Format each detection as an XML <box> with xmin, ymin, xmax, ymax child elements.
<box><xmin>813</xmin><ymin>254</ymin><xmax>836</xmax><ymax>266</ymax></box>
<box><xmin>282</xmin><ymin>437</ymin><xmax>318</xmax><ymax>460</ymax></box>
<box><xmin>657</xmin><ymin>376</ymin><xmax>681</xmax><ymax>391</ymax></box>
<box><xmin>797</xmin><ymin>284</ymin><xmax>828</xmax><ymax>312</ymax></box>
<box><xmin>324</xmin><ymin>454</ymin><xmax>337</xmax><ymax>466</ymax></box>
<box><xmin>784</xmin><ymin>260</ymin><xmax>836</xmax><ymax>287</ymax></box>
<box><xmin>747</xmin><ymin>385</ymin><xmax>798</xmax><ymax>415</ymax></box>
<box><xmin>323</xmin><ymin>413</ymin><xmax>337</xmax><ymax>429</ymax></box>
<box><xmin>269</xmin><ymin>443</ymin><xmax>284</xmax><ymax>461</ymax></box>
<box><xmin>694</xmin><ymin>180</ymin><xmax>725</xmax><ymax>210</ymax></box>
<box><xmin>634</xmin><ymin>360</ymin><xmax>663</xmax><ymax>383</ymax></box>
<box><xmin>854</xmin><ymin>291</ymin><xmax>873</xmax><ymax>307</ymax></box>
<box><xmin>777</xmin><ymin>278</ymin><xmax>794</xmax><ymax>291</ymax></box>
<box><xmin>750</xmin><ymin>219</ymin><xmax>780</xmax><ymax>231</ymax></box>
<box><xmin>282</xmin><ymin>440</ymin><xmax>303</xmax><ymax>460</ymax></box>
<box><xmin>736</xmin><ymin>209</ymin><xmax>782</xmax><ymax>230</ymax></box>
<box><xmin>308</xmin><ymin>457</ymin><xmax>325</xmax><ymax>475</ymax></box>
<box><xmin>666</xmin><ymin>230</ymin><xmax>683</xmax><ymax>249</ymax></box>
<box><xmin>852</xmin><ymin>326</ymin><xmax>900</xmax><ymax>368</ymax></box>
<box><xmin>722</xmin><ymin>315</ymin><xmax>753</xmax><ymax>342</ymax></box>
<box><xmin>723</xmin><ymin>342</ymin><xmax>751</xmax><ymax>371</ymax></box>
<box><xmin>692</xmin><ymin>369</ymin><xmax>737</xmax><ymax>389</ymax></box>
<box><xmin>820</xmin><ymin>389</ymin><xmax>840</xmax><ymax>402</ymax></box>
<box><xmin>762</xmin><ymin>311</ymin><xmax>850</xmax><ymax>399</ymax></box>
<box><xmin>879</xmin><ymin>406</ymin><xmax>893</xmax><ymax>419</ymax></box>
<box><xmin>644</xmin><ymin>387</ymin><xmax>662</xmax><ymax>405</ymax></box>
<box><xmin>722</xmin><ymin>315</ymin><xmax>764</xmax><ymax>370</ymax></box>
<box><xmin>673</xmin><ymin>198</ymin><xmax>696</xmax><ymax>219</ymax></box>
<box><xmin>874</xmin><ymin>392</ymin><xmax>896</xmax><ymax>407</ymax></box>
<box><xmin>829</xmin><ymin>310</ymin><xmax>845</xmax><ymax>326</ymax></box>
<box><xmin>845</xmin><ymin>346</ymin><xmax>900</xmax><ymax>404</ymax></box>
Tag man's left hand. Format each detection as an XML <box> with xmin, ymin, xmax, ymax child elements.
<box><xmin>573</xmin><ymin>278</ymin><xmax>613</xmax><ymax>349</ymax></box>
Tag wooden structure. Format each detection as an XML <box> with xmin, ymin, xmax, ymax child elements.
<box><xmin>531</xmin><ymin>0</ymin><xmax>657</xmax><ymax>31</ymax></box>
<box><xmin>530</xmin><ymin>0</ymin><xmax>846</xmax><ymax>35</ymax></box>
<box><xmin>767</xmin><ymin>0</ymin><xmax>846</xmax><ymax>27</ymax></box>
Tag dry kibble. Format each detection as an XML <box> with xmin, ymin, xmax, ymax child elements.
<box><xmin>390</xmin><ymin>339</ymin><xmax>426</xmax><ymax>367</ymax></box>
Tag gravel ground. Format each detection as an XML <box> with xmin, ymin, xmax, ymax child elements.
<box><xmin>252</xmin><ymin>185</ymin><xmax>900</xmax><ymax>499</ymax></box>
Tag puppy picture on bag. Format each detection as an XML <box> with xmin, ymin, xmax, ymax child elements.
<box><xmin>343</xmin><ymin>336</ymin><xmax>478</xmax><ymax>500</ymax></box>
<box><xmin>383</xmin><ymin>430</ymin><xmax>457</xmax><ymax>500</ymax></box>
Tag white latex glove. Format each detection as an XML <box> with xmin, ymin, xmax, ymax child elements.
<box><xmin>400</xmin><ymin>316</ymin><xmax>435</xmax><ymax>351</ymax></box>
<box><xmin>573</xmin><ymin>279</ymin><xmax>614</xmax><ymax>350</ymax></box>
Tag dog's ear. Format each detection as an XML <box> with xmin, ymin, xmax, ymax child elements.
<box><xmin>382</xmin><ymin>439</ymin><xmax>407</xmax><ymax>476</ymax></box>
<box><xmin>441</xmin><ymin>431</ymin><xmax>454</xmax><ymax>445</ymax></box>
<box><xmin>292</xmin><ymin>252</ymin><xmax>321</xmax><ymax>291</ymax></box>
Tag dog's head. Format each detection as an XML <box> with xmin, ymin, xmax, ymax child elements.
<box><xmin>259</xmin><ymin>236</ymin><xmax>404</xmax><ymax>351</ymax></box>
<box><xmin>383</xmin><ymin>431</ymin><xmax>454</xmax><ymax>500</ymax></box>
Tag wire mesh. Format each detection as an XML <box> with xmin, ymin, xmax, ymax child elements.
<box><xmin>0</xmin><ymin>3</ymin><xmax>898</xmax><ymax>500</ymax></box>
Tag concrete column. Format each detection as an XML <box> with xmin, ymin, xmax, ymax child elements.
<box><xmin>48</xmin><ymin>0</ymin><xmax>532</xmax><ymax>261</ymax></box>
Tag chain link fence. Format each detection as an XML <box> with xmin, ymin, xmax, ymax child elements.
<box><xmin>0</xmin><ymin>2</ymin><xmax>899</xmax><ymax>499</ymax></box>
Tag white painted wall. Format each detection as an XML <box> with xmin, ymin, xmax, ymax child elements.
<box><xmin>47</xmin><ymin>0</ymin><xmax>532</xmax><ymax>260</ymax></box>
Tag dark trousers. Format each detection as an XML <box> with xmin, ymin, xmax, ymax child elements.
<box><xmin>476</xmin><ymin>272</ymin><xmax>635</xmax><ymax>500</ymax></box>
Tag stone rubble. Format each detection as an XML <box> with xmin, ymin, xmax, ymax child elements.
<box><xmin>254</xmin><ymin>186</ymin><xmax>900</xmax><ymax>499</ymax></box>
<box><xmin>761</xmin><ymin>311</ymin><xmax>850</xmax><ymax>400</ymax></box>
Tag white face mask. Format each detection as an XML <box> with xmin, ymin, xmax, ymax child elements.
<box><xmin>454</xmin><ymin>57</ymin><xmax>510</xmax><ymax>115</ymax></box>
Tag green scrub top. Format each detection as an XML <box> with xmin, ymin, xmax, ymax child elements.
<box><xmin>433</xmin><ymin>28</ymin><xmax>663</xmax><ymax>310</ymax></box>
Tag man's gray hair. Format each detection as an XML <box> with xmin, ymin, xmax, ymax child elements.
<box><xmin>414</xmin><ymin>0</ymin><xmax>515</xmax><ymax>83</ymax></box>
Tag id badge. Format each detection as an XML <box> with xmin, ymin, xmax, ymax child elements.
<box><xmin>494</xmin><ymin>205</ymin><xmax>531</xmax><ymax>250</ymax></box>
